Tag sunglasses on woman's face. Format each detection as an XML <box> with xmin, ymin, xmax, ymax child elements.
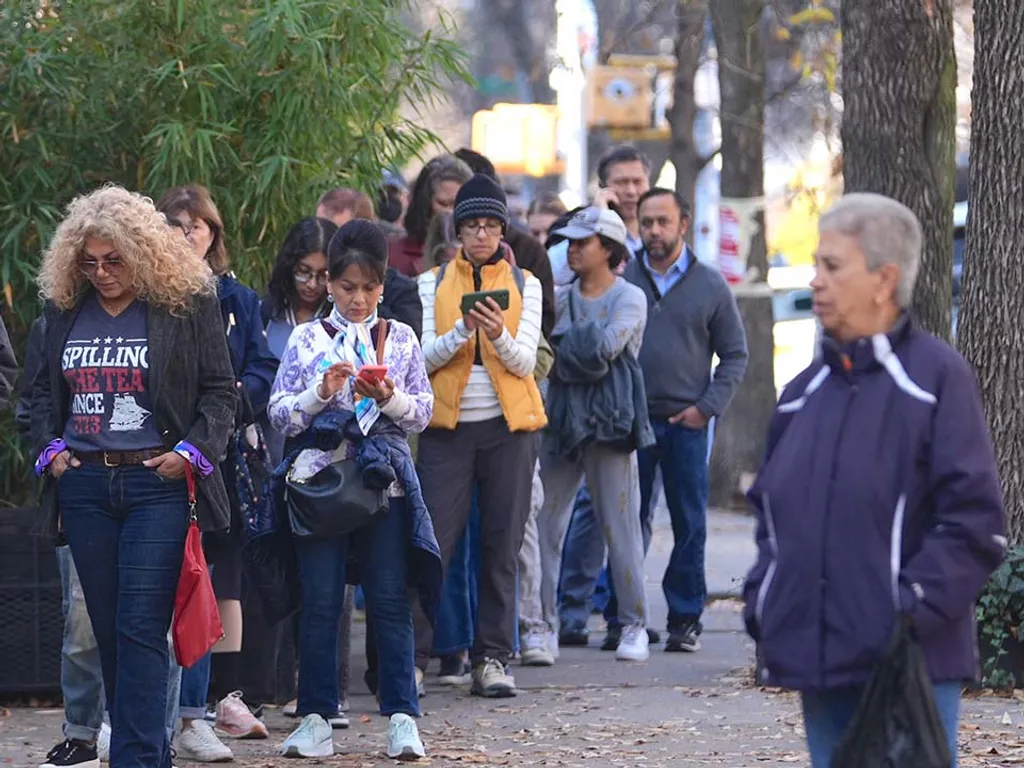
<box><xmin>78</xmin><ymin>255</ymin><xmax>125</xmax><ymax>276</ymax></box>
<box><xmin>294</xmin><ymin>269</ymin><xmax>328</xmax><ymax>286</ymax></box>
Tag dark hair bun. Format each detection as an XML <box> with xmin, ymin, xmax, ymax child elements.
<box><xmin>327</xmin><ymin>218</ymin><xmax>389</xmax><ymax>281</ymax></box>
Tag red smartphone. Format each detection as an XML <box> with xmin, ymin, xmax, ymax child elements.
<box><xmin>357</xmin><ymin>365</ymin><xmax>389</xmax><ymax>384</ymax></box>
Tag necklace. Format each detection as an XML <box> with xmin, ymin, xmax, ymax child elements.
<box><xmin>99</xmin><ymin>297</ymin><xmax>135</xmax><ymax>317</ymax></box>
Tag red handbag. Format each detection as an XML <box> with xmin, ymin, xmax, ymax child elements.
<box><xmin>173</xmin><ymin>463</ymin><xmax>224</xmax><ymax>668</ymax></box>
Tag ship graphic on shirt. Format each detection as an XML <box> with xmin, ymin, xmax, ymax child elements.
<box><xmin>108</xmin><ymin>393</ymin><xmax>152</xmax><ymax>432</ymax></box>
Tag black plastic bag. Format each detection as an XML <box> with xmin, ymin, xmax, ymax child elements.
<box><xmin>833</xmin><ymin>618</ymin><xmax>953</xmax><ymax>768</ymax></box>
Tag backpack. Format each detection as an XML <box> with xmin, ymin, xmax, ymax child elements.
<box><xmin>434</xmin><ymin>261</ymin><xmax>554</xmax><ymax>382</ymax></box>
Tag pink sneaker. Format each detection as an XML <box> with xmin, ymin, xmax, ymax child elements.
<box><xmin>215</xmin><ymin>691</ymin><xmax>269</xmax><ymax>740</ymax></box>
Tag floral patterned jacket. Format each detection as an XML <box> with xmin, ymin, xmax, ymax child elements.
<box><xmin>267</xmin><ymin>317</ymin><xmax>433</xmax><ymax>492</ymax></box>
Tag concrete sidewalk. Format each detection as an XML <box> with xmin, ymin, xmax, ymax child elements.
<box><xmin>1</xmin><ymin>510</ymin><xmax>1020</xmax><ymax>766</ymax></box>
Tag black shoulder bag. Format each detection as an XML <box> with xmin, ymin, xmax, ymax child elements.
<box><xmin>284</xmin><ymin>318</ymin><xmax>390</xmax><ymax>538</ymax></box>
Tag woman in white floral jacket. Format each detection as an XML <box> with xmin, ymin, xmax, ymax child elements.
<box><xmin>268</xmin><ymin>220</ymin><xmax>432</xmax><ymax>761</ymax></box>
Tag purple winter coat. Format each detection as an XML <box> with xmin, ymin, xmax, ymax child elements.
<box><xmin>743</xmin><ymin>317</ymin><xmax>1005</xmax><ymax>691</ymax></box>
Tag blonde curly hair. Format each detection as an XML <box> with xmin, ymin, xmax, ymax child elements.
<box><xmin>39</xmin><ymin>185</ymin><xmax>216</xmax><ymax>312</ymax></box>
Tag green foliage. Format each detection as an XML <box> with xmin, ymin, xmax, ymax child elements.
<box><xmin>976</xmin><ymin>547</ymin><xmax>1024</xmax><ymax>689</ymax></box>
<box><xmin>0</xmin><ymin>0</ymin><xmax>470</xmax><ymax>505</ymax></box>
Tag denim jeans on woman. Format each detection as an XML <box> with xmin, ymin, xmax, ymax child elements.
<box><xmin>801</xmin><ymin>682</ymin><xmax>960</xmax><ymax>767</ymax></box>
<box><xmin>294</xmin><ymin>498</ymin><xmax>419</xmax><ymax>719</ymax></box>
<box><xmin>59</xmin><ymin>463</ymin><xmax>190</xmax><ymax>768</ymax></box>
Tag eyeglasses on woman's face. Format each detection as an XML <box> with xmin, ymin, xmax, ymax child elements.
<box><xmin>294</xmin><ymin>268</ymin><xmax>328</xmax><ymax>286</ymax></box>
<box><xmin>460</xmin><ymin>220</ymin><xmax>503</xmax><ymax>238</ymax></box>
<box><xmin>78</xmin><ymin>254</ymin><xmax>125</xmax><ymax>276</ymax></box>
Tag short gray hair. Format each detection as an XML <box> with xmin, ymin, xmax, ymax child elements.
<box><xmin>818</xmin><ymin>193</ymin><xmax>922</xmax><ymax>308</ymax></box>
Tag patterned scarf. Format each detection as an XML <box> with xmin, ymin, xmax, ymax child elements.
<box><xmin>317</xmin><ymin>306</ymin><xmax>381</xmax><ymax>434</ymax></box>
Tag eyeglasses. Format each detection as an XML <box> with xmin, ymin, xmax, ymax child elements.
<box><xmin>78</xmin><ymin>257</ymin><xmax>125</xmax><ymax>276</ymax></box>
<box><xmin>460</xmin><ymin>221</ymin><xmax>502</xmax><ymax>237</ymax></box>
<box><xmin>294</xmin><ymin>269</ymin><xmax>328</xmax><ymax>286</ymax></box>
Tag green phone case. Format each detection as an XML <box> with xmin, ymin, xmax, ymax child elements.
<box><xmin>461</xmin><ymin>289</ymin><xmax>510</xmax><ymax>315</ymax></box>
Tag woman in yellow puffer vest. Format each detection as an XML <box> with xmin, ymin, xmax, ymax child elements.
<box><xmin>414</xmin><ymin>174</ymin><xmax>546</xmax><ymax>699</ymax></box>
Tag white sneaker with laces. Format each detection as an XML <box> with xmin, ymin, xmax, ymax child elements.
<box><xmin>386</xmin><ymin>713</ymin><xmax>425</xmax><ymax>761</ymax></box>
<box><xmin>471</xmin><ymin>658</ymin><xmax>517</xmax><ymax>698</ymax></box>
<box><xmin>176</xmin><ymin>720</ymin><xmax>234</xmax><ymax>763</ymax></box>
<box><xmin>521</xmin><ymin>629</ymin><xmax>555</xmax><ymax>666</ymax></box>
<box><xmin>615</xmin><ymin>623</ymin><xmax>651</xmax><ymax>662</ymax></box>
<box><xmin>97</xmin><ymin>723</ymin><xmax>111</xmax><ymax>763</ymax></box>
<box><xmin>280</xmin><ymin>714</ymin><xmax>334</xmax><ymax>758</ymax></box>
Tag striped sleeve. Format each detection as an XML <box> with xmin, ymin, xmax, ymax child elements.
<box><xmin>417</xmin><ymin>270</ymin><xmax>471</xmax><ymax>375</ymax></box>
<box><xmin>491</xmin><ymin>274</ymin><xmax>541</xmax><ymax>378</ymax></box>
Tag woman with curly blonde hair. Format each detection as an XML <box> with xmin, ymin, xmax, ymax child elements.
<box><xmin>30</xmin><ymin>185</ymin><xmax>238</xmax><ymax>768</ymax></box>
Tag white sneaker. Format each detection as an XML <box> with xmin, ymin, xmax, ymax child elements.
<box><xmin>521</xmin><ymin>629</ymin><xmax>555</xmax><ymax>667</ymax></box>
<box><xmin>176</xmin><ymin>720</ymin><xmax>234</xmax><ymax>763</ymax></box>
<box><xmin>386</xmin><ymin>713</ymin><xmax>425</xmax><ymax>761</ymax></box>
<box><xmin>97</xmin><ymin>723</ymin><xmax>111</xmax><ymax>763</ymax></box>
<box><xmin>280</xmin><ymin>714</ymin><xmax>333</xmax><ymax>758</ymax></box>
<box><xmin>615</xmin><ymin>623</ymin><xmax>650</xmax><ymax>662</ymax></box>
<box><xmin>548</xmin><ymin>630</ymin><xmax>560</xmax><ymax>660</ymax></box>
<box><xmin>471</xmin><ymin>658</ymin><xmax>517</xmax><ymax>698</ymax></box>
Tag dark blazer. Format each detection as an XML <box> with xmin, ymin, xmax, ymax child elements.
<box><xmin>30</xmin><ymin>291</ymin><xmax>239</xmax><ymax>537</ymax></box>
<box><xmin>218</xmin><ymin>275</ymin><xmax>278</xmax><ymax>416</ymax></box>
<box><xmin>504</xmin><ymin>227</ymin><xmax>555</xmax><ymax>338</ymax></box>
<box><xmin>380</xmin><ymin>268</ymin><xmax>423</xmax><ymax>339</ymax></box>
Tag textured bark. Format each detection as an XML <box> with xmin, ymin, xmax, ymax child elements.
<box><xmin>840</xmin><ymin>0</ymin><xmax>957</xmax><ymax>341</ymax></box>
<box><xmin>957</xmin><ymin>0</ymin><xmax>1024</xmax><ymax>545</ymax></box>
<box><xmin>668</xmin><ymin>0</ymin><xmax>709</xmax><ymax>212</ymax></box>
<box><xmin>708</xmin><ymin>0</ymin><xmax>776</xmax><ymax>509</ymax></box>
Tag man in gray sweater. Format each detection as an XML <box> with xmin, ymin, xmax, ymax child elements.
<box><xmin>610</xmin><ymin>187</ymin><xmax>748</xmax><ymax>653</ymax></box>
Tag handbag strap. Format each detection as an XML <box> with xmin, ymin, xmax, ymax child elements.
<box><xmin>184</xmin><ymin>462</ymin><xmax>198</xmax><ymax>522</ymax></box>
<box><xmin>376</xmin><ymin>318</ymin><xmax>388</xmax><ymax>365</ymax></box>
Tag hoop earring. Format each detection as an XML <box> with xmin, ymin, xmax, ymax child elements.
<box><xmin>378</xmin><ymin>294</ymin><xmax>384</xmax><ymax>305</ymax></box>
<box><xmin>327</xmin><ymin>294</ymin><xmax>335</xmax><ymax>303</ymax></box>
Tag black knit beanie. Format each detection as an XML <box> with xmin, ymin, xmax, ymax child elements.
<box><xmin>453</xmin><ymin>174</ymin><xmax>509</xmax><ymax>233</ymax></box>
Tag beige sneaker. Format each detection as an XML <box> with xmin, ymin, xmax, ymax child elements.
<box><xmin>215</xmin><ymin>691</ymin><xmax>268</xmax><ymax>740</ymax></box>
<box><xmin>470</xmin><ymin>658</ymin><xmax>517</xmax><ymax>698</ymax></box>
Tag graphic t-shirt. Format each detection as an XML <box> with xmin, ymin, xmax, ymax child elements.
<box><xmin>61</xmin><ymin>296</ymin><xmax>162</xmax><ymax>452</ymax></box>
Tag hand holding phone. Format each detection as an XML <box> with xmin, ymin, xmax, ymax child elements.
<box><xmin>357</xmin><ymin>364</ymin><xmax>389</xmax><ymax>384</ymax></box>
<box><xmin>593</xmin><ymin>186</ymin><xmax>621</xmax><ymax>212</ymax></box>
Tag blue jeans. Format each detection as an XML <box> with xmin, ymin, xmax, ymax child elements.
<box><xmin>178</xmin><ymin>652</ymin><xmax>212</xmax><ymax>720</ymax></box>
<box><xmin>56</xmin><ymin>546</ymin><xmax>106</xmax><ymax>743</ymax></box>
<box><xmin>59</xmin><ymin>464</ymin><xmax>189</xmax><ymax>768</ymax></box>
<box><xmin>605</xmin><ymin>421</ymin><xmax>709</xmax><ymax>629</ymax></box>
<box><xmin>802</xmin><ymin>682</ymin><xmax>960</xmax><ymax>766</ymax></box>
<box><xmin>557</xmin><ymin>486</ymin><xmax>608</xmax><ymax>631</ymax></box>
<box><xmin>433</xmin><ymin>492</ymin><xmax>480</xmax><ymax>656</ymax></box>
<box><xmin>295</xmin><ymin>498</ymin><xmax>418</xmax><ymax>718</ymax></box>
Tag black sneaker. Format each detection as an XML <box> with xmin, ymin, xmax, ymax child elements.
<box><xmin>437</xmin><ymin>653</ymin><xmax>472</xmax><ymax>686</ymax></box>
<box><xmin>647</xmin><ymin>628</ymin><xmax>661</xmax><ymax>644</ymax></box>
<box><xmin>40</xmin><ymin>739</ymin><xmax>99</xmax><ymax>768</ymax></box>
<box><xmin>600</xmin><ymin>625</ymin><xmax>622</xmax><ymax>651</ymax></box>
<box><xmin>559</xmin><ymin>623</ymin><xmax>590</xmax><ymax>647</ymax></box>
<box><xmin>665</xmin><ymin>621</ymin><xmax>703</xmax><ymax>653</ymax></box>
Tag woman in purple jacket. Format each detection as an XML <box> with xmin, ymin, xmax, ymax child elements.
<box><xmin>743</xmin><ymin>193</ymin><xmax>1005</xmax><ymax>767</ymax></box>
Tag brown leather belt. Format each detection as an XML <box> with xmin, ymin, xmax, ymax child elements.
<box><xmin>74</xmin><ymin>448</ymin><xmax>164</xmax><ymax>467</ymax></box>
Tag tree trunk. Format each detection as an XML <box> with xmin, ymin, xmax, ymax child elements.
<box><xmin>668</xmin><ymin>0</ymin><xmax>708</xmax><ymax>213</ymax></box>
<box><xmin>957</xmin><ymin>0</ymin><xmax>1024</xmax><ymax>545</ymax></box>
<box><xmin>707</xmin><ymin>0</ymin><xmax>776</xmax><ymax>509</ymax></box>
<box><xmin>840</xmin><ymin>0</ymin><xmax>957</xmax><ymax>341</ymax></box>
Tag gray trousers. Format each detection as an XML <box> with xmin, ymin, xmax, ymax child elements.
<box><xmin>539</xmin><ymin>444</ymin><xmax>648</xmax><ymax>633</ymax></box>
<box><xmin>517</xmin><ymin>460</ymin><xmax>546</xmax><ymax>634</ymax></box>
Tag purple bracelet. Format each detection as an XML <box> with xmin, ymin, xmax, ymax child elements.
<box><xmin>173</xmin><ymin>441</ymin><xmax>215</xmax><ymax>477</ymax></box>
<box><xmin>35</xmin><ymin>439</ymin><xmax>68</xmax><ymax>477</ymax></box>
